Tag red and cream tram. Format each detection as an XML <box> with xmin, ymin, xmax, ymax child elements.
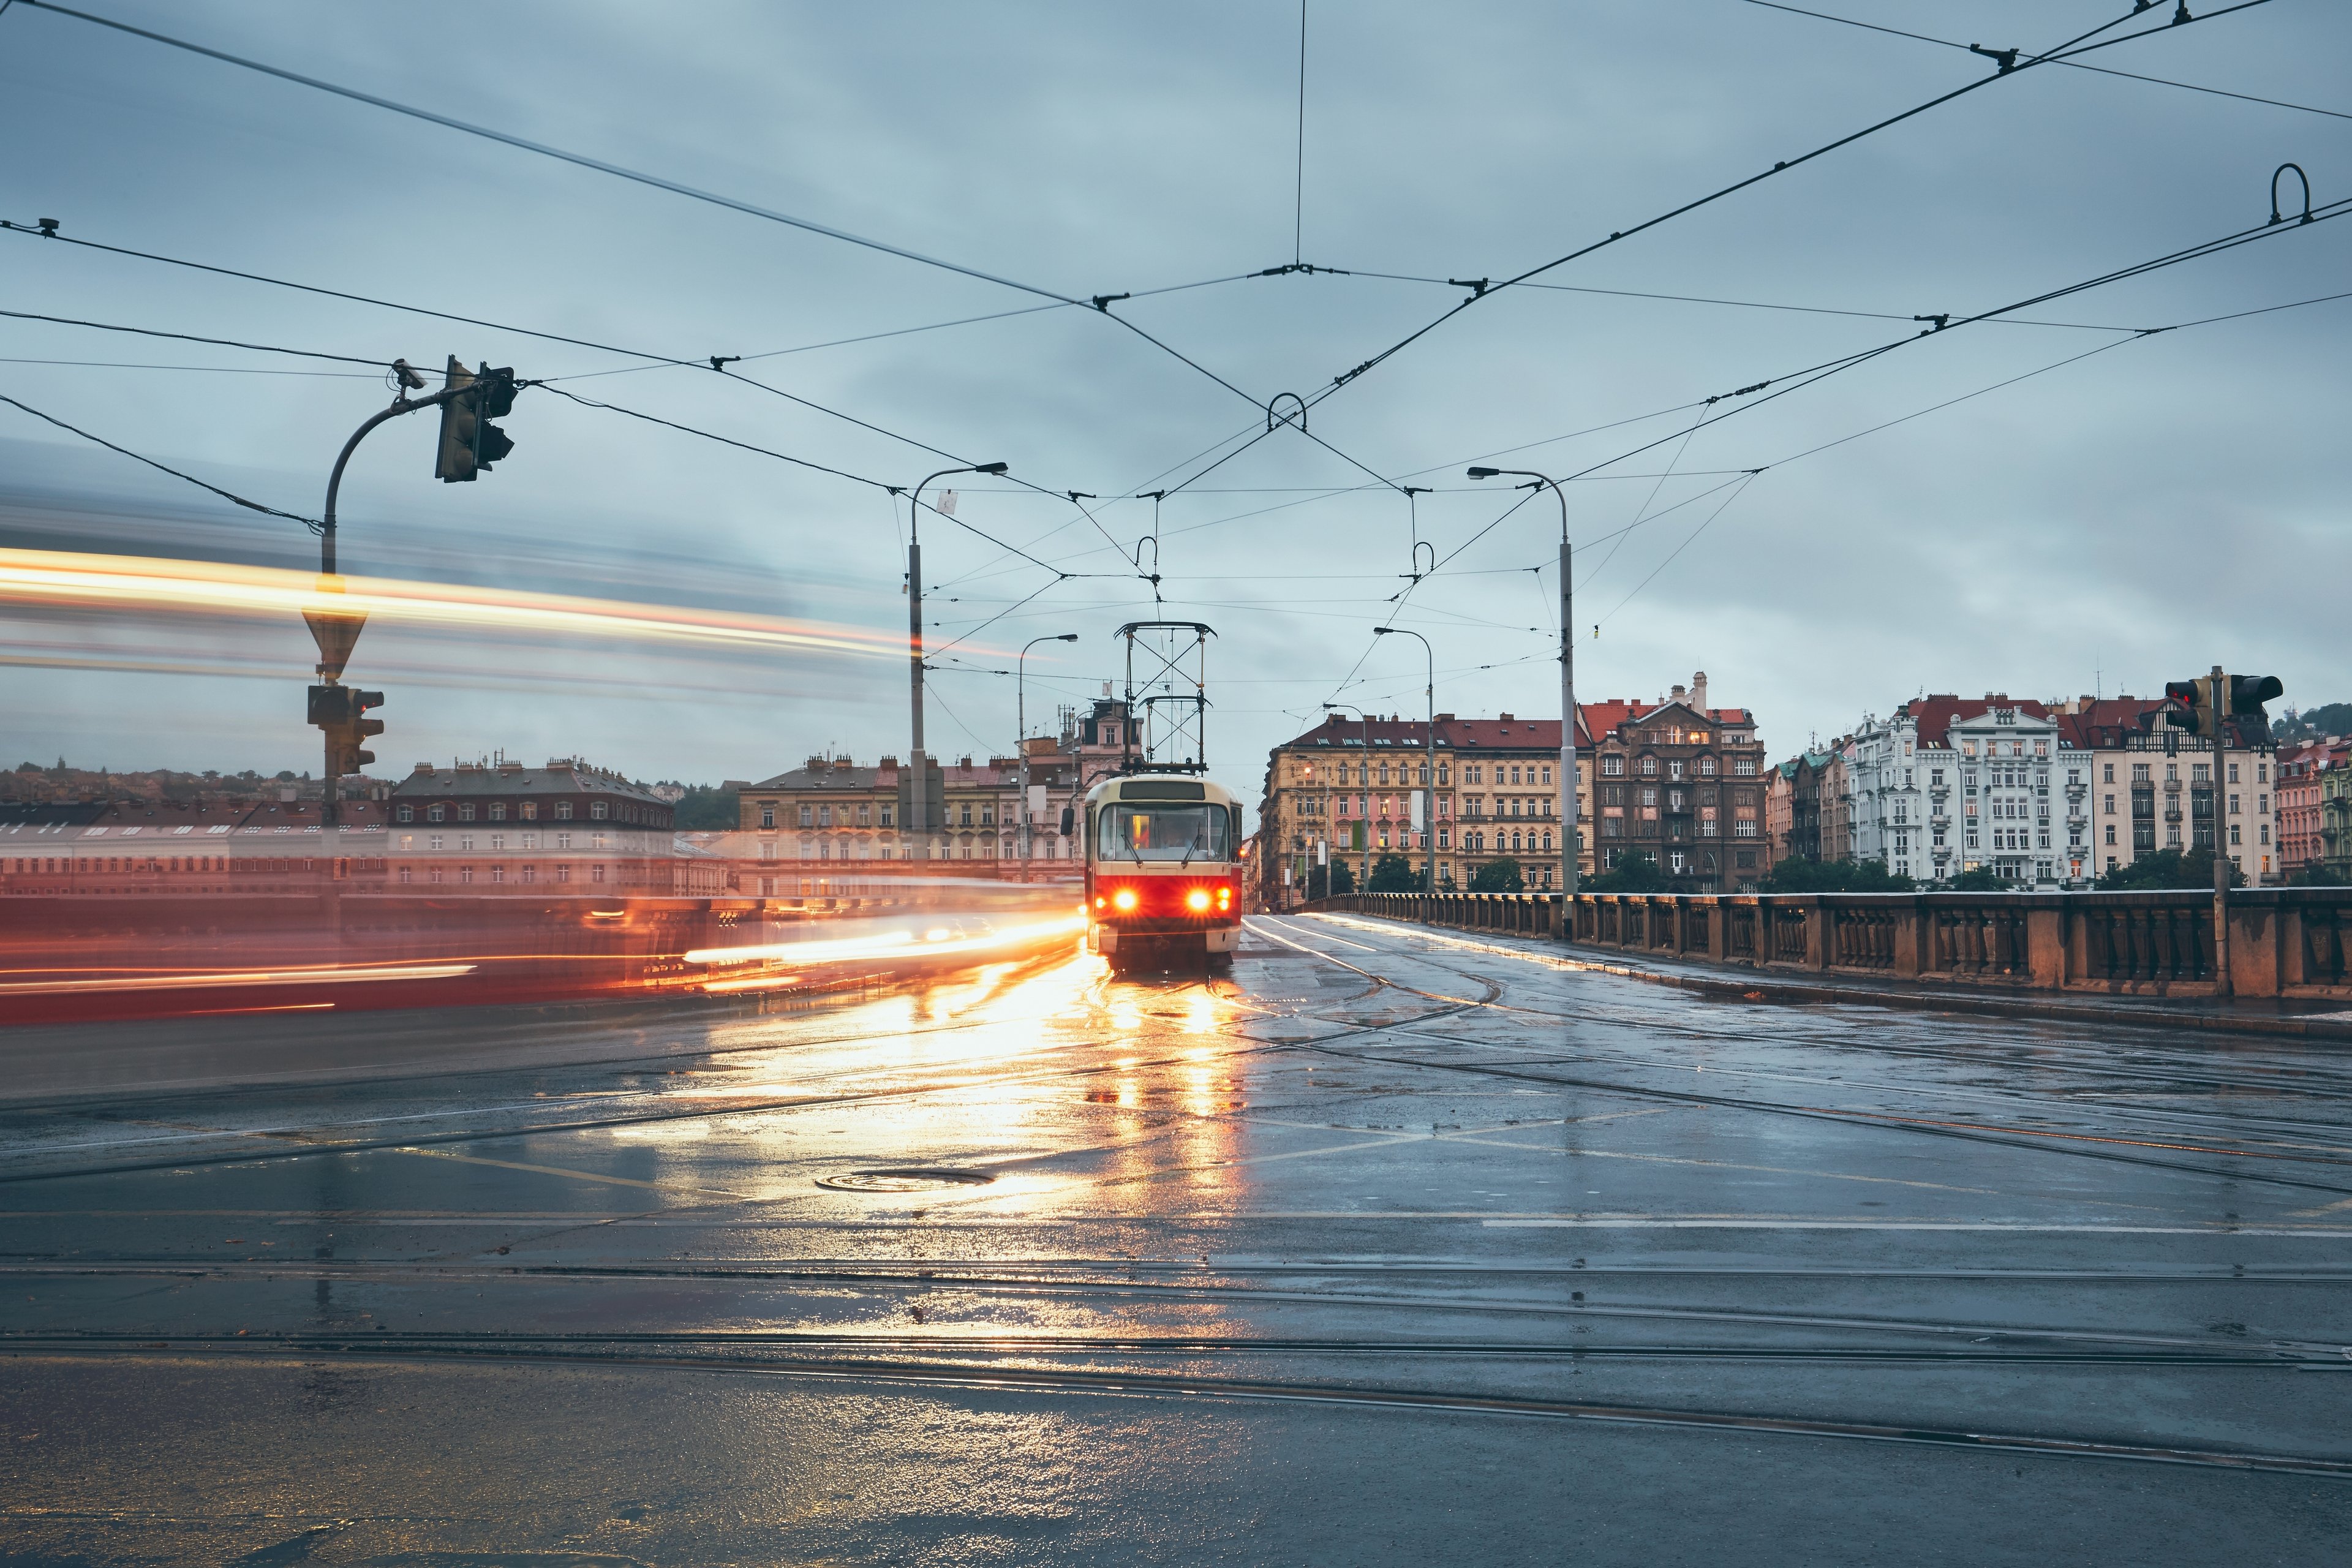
<box><xmin>1082</xmin><ymin>773</ymin><xmax>1243</xmax><ymax>974</ymax></box>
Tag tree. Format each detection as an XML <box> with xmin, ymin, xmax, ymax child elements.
<box><xmin>1759</xmin><ymin>856</ymin><xmax>1915</xmax><ymax>893</ymax></box>
<box><xmin>1306</xmin><ymin>860</ymin><xmax>1355</xmax><ymax>899</ymax></box>
<box><xmin>2290</xmin><ymin>862</ymin><xmax>2350</xmax><ymax>888</ymax></box>
<box><xmin>1470</xmin><ymin>857</ymin><xmax>1524</xmax><ymax>892</ymax></box>
<box><xmin>1586</xmin><ymin>850</ymin><xmax>1665</xmax><ymax>892</ymax></box>
<box><xmin>2098</xmin><ymin>846</ymin><xmax>2244</xmax><ymax>891</ymax></box>
<box><xmin>670</xmin><ymin>785</ymin><xmax>739</xmax><ymax>831</ymax></box>
<box><xmin>1946</xmin><ymin>865</ymin><xmax>2013</xmax><ymax>891</ymax></box>
<box><xmin>1367</xmin><ymin>853</ymin><xmax>1418</xmax><ymax>892</ymax></box>
<box><xmin>2274</xmin><ymin>701</ymin><xmax>2352</xmax><ymax>742</ymax></box>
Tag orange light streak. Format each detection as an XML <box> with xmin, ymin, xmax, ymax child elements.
<box><xmin>684</xmin><ymin>913</ymin><xmax>1084</xmax><ymax>970</ymax></box>
<box><xmin>0</xmin><ymin>548</ymin><xmax>906</xmax><ymax>662</ymax></box>
<box><xmin>0</xmin><ymin>962</ymin><xmax>475</xmax><ymax>995</ymax></box>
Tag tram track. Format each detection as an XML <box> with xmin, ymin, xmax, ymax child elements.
<box><xmin>1244</xmin><ymin>921</ymin><xmax>2352</xmax><ymax>1196</ymax></box>
<box><xmin>10</xmin><ymin>1259</ymin><xmax>2348</xmax><ymax>1359</ymax></box>
<box><xmin>7</xmin><ymin>1339</ymin><xmax>2348</xmax><ymax>1478</ymax></box>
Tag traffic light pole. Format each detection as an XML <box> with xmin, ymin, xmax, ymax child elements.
<box><xmin>2207</xmin><ymin>667</ymin><xmax>2233</xmax><ymax>999</ymax></box>
<box><xmin>311</xmin><ymin>379</ymin><xmax>478</xmax><ymax>824</ymax></box>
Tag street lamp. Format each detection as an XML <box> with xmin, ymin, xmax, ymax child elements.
<box><xmin>1017</xmin><ymin>633</ymin><xmax>1079</xmax><ymax>882</ymax></box>
<box><xmin>906</xmin><ymin>462</ymin><xmax>1008</xmax><ymax>861</ymax></box>
<box><xmin>1469</xmin><ymin>466</ymin><xmax>1577</xmax><ymax>901</ymax></box>
<box><xmin>1322</xmin><ymin>700</ymin><xmax>1374</xmax><ymax>894</ymax></box>
<box><xmin>1373</xmin><ymin>626</ymin><xmax>1437</xmax><ymax>895</ymax></box>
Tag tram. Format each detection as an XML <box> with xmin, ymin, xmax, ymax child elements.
<box><xmin>1082</xmin><ymin>772</ymin><xmax>1243</xmax><ymax>974</ymax></box>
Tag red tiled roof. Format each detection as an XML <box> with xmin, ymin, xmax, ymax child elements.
<box><xmin>1901</xmin><ymin>693</ymin><xmax>2060</xmax><ymax>748</ymax></box>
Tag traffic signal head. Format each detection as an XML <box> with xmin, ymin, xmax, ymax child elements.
<box><xmin>309</xmin><ymin>684</ymin><xmax>386</xmax><ymax>777</ymax></box>
<box><xmin>472</xmin><ymin>364</ymin><xmax>516</xmax><ymax>470</ymax></box>
<box><xmin>2152</xmin><ymin>679</ymin><xmax>2209</xmax><ymax>739</ymax></box>
<box><xmin>434</xmin><ymin>360</ymin><xmax>516</xmax><ymax>481</ymax></box>
<box><xmin>434</xmin><ymin>357</ymin><xmax>478</xmax><ymax>482</ymax></box>
<box><xmin>2228</xmin><ymin>674</ymin><xmax>2283</xmax><ymax>717</ymax></box>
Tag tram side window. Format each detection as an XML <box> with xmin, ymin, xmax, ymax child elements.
<box><xmin>1097</xmin><ymin>805</ymin><xmax>1231</xmax><ymax>862</ymax></box>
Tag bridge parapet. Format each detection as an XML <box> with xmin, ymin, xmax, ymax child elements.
<box><xmin>1300</xmin><ymin>889</ymin><xmax>2352</xmax><ymax>1001</ymax></box>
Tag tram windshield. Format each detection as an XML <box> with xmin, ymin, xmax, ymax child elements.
<box><xmin>1098</xmin><ymin>804</ymin><xmax>1231</xmax><ymax>864</ymax></box>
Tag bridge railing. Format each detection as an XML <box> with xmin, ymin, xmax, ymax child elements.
<box><xmin>1297</xmin><ymin>888</ymin><xmax>2352</xmax><ymax>1000</ymax></box>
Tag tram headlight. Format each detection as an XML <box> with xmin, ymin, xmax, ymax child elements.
<box><xmin>1185</xmin><ymin>889</ymin><xmax>1211</xmax><ymax>913</ymax></box>
<box><xmin>1112</xmin><ymin>887</ymin><xmax>1139</xmax><ymax>913</ymax></box>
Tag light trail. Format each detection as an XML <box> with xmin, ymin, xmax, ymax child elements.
<box><xmin>684</xmin><ymin>913</ymin><xmax>1086</xmax><ymax>969</ymax></box>
<box><xmin>0</xmin><ymin>962</ymin><xmax>476</xmax><ymax>995</ymax></box>
<box><xmin>0</xmin><ymin>548</ymin><xmax>910</xmax><ymax>662</ymax></box>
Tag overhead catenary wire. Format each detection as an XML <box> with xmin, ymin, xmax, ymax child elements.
<box><xmin>8</xmin><ymin>1</ymin><xmax>1291</xmax><ymax>417</ymax></box>
<box><xmin>1741</xmin><ymin>0</ymin><xmax>2348</xmax><ymax>123</ymax></box>
<box><xmin>1297</xmin><ymin>0</ymin><xmax>2276</xmax><ymax>412</ymax></box>
<box><xmin>0</xmin><ymin>305</ymin><xmax>401</xmax><ymax>367</ymax></box>
<box><xmin>0</xmin><ymin>390</ymin><xmax>320</xmax><ymax>528</ymax></box>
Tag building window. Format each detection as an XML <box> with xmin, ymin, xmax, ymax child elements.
<box><xmin>427</xmin><ymin>804</ymin><xmax>447</xmax><ymax>823</ymax></box>
<box><xmin>761</xmin><ymin>807</ymin><xmax>775</xmax><ymax>828</ymax></box>
<box><xmin>592</xmin><ymin>864</ymin><xmax>605</xmax><ymax>883</ymax></box>
<box><xmin>521</xmin><ymin>802</ymin><xmax>537</xmax><ymax>821</ymax></box>
<box><xmin>459</xmin><ymin>866</ymin><xmax>473</xmax><ymax>884</ymax></box>
<box><xmin>556</xmin><ymin>802</ymin><xmax>574</xmax><ymax>820</ymax></box>
<box><xmin>459</xmin><ymin>804</ymin><xmax>477</xmax><ymax>822</ymax></box>
<box><xmin>557</xmin><ymin>865</ymin><xmax>570</xmax><ymax>883</ymax></box>
<box><xmin>398</xmin><ymin>865</ymin><xmax>412</xmax><ymax>884</ymax></box>
<box><xmin>491</xmin><ymin>864</ymin><xmax>505</xmax><ymax>883</ymax></box>
<box><xmin>858</xmin><ymin>804</ymin><xmax>872</xmax><ymax>827</ymax></box>
<box><xmin>489</xmin><ymin>804</ymin><xmax>507</xmax><ymax>821</ymax></box>
<box><xmin>1640</xmin><ymin>756</ymin><xmax>1658</xmax><ymax>777</ymax></box>
<box><xmin>1698</xmin><ymin>756</ymin><xmax>1717</xmax><ymax>777</ymax></box>
<box><xmin>1601</xmin><ymin>756</ymin><xmax>1623</xmax><ymax>777</ymax></box>
<box><xmin>592</xmin><ymin>802</ymin><xmax>609</xmax><ymax>821</ymax></box>
<box><xmin>818</xmin><ymin>804</ymin><xmax>832</xmax><ymax>828</ymax></box>
<box><xmin>1734</xmin><ymin>758</ymin><xmax>1757</xmax><ymax>777</ymax></box>
<box><xmin>395</xmin><ymin>805</ymin><xmax>414</xmax><ymax>823</ymax></box>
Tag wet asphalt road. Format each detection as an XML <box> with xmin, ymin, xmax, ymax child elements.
<box><xmin>4</xmin><ymin>912</ymin><xmax>2351</xmax><ymax>1565</ymax></box>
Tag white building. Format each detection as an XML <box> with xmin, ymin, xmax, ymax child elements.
<box><xmin>1895</xmin><ymin>695</ymin><xmax>2076</xmax><ymax>890</ymax></box>
<box><xmin>1842</xmin><ymin>710</ymin><xmax>1928</xmax><ymax>883</ymax></box>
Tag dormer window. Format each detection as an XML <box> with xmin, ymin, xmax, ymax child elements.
<box><xmin>591</xmin><ymin>802</ymin><xmax>609</xmax><ymax>820</ymax></box>
<box><xmin>489</xmin><ymin>804</ymin><xmax>507</xmax><ymax>821</ymax></box>
<box><xmin>459</xmin><ymin>804</ymin><xmax>477</xmax><ymax>822</ymax></box>
<box><xmin>396</xmin><ymin>805</ymin><xmax>413</xmax><ymax>823</ymax></box>
<box><xmin>556</xmin><ymin>802</ymin><xmax>573</xmax><ymax>820</ymax></box>
<box><xmin>521</xmin><ymin>802</ymin><xmax>537</xmax><ymax>821</ymax></box>
<box><xmin>427</xmin><ymin>804</ymin><xmax>447</xmax><ymax>823</ymax></box>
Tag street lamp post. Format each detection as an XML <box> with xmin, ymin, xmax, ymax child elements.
<box><xmin>1374</xmin><ymin>626</ymin><xmax>1436</xmax><ymax>895</ymax></box>
<box><xmin>1017</xmin><ymin>633</ymin><xmax>1079</xmax><ymax>883</ymax></box>
<box><xmin>1469</xmin><ymin>466</ymin><xmax>1577</xmax><ymax>904</ymax></box>
<box><xmin>905</xmin><ymin>462</ymin><xmax>1008</xmax><ymax>862</ymax></box>
<box><xmin>1322</xmin><ymin>701</ymin><xmax>1374</xmax><ymax>893</ymax></box>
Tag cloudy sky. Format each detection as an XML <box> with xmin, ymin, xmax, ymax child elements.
<box><xmin>1</xmin><ymin>0</ymin><xmax>2345</xmax><ymax>797</ymax></box>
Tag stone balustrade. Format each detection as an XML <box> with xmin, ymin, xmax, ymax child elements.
<box><xmin>1303</xmin><ymin>889</ymin><xmax>2352</xmax><ymax>1000</ymax></box>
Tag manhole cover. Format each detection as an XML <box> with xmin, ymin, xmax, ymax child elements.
<box><xmin>816</xmin><ymin>1167</ymin><xmax>997</xmax><ymax>1192</ymax></box>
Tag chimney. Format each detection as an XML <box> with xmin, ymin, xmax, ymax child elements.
<box><xmin>1692</xmin><ymin>671</ymin><xmax>1708</xmax><ymax>711</ymax></box>
<box><xmin>1672</xmin><ymin>684</ymin><xmax>1686</xmax><ymax>703</ymax></box>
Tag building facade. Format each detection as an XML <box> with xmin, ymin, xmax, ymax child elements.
<box><xmin>1844</xmin><ymin>711</ymin><xmax>1929</xmax><ymax>882</ymax></box>
<box><xmin>1259</xmin><ymin>711</ymin><xmax>1591</xmax><ymax>906</ymax></box>
<box><xmin>2322</xmin><ymin>764</ymin><xmax>2352</xmax><ymax>881</ymax></box>
<box><xmin>386</xmin><ymin>757</ymin><xmax>678</xmax><ymax>892</ymax></box>
<box><xmin>2276</xmin><ymin>739</ymin><xmax>2347</xmax><ymax>877</ymax></box>
<box><xmin>1586</xmin><ymin>677</ymin><xmax>1768</xmax><ymax>892</ymax></box>
<box><xmin>2052</xmin><ymin>697</ymin><xmax>2280</xmax><ymax>884</ymax></box>
<box><xmin>734</xmin><ymin>698</ymin><xmax>1135</xmax><ymax>889</ymax></box>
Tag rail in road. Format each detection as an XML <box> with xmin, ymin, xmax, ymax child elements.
<box><xmin>4</xmin><ymin>914</ymin><xmax>2351</xmax><ymax>1561</ymax></box>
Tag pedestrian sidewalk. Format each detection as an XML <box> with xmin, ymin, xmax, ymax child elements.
<box><xmin>1313</xmin><ymin>911</ymin><xmax>2352</xmax><ymax>1046</ymax></box>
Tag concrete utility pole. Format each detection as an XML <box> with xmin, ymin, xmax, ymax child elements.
<box><xmin>1470</xmin><ymin>467</ymin><xmax>1576</xmax><ymax>899</ymax></box>
<box><xmin>1017</xmin><ymin>633</ymin><xmax>1078</xmax><ymax>883</ymax></box>
<box><xmin>1375</xmin><ymin>626</ymin><xmax>1436</xmax><ymax>894</ymax></box>
<box><xmin>2208</xmin><ymin>665</ymin><xmax>2234</xmax><ymax>998</ymax></box>
<box><xmin>904</xmin><ymin>464</ymin><xmax>1007</xmax><ymax>861</ymax></box>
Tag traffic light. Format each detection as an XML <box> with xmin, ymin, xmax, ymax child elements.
<box><xmin>2154</xmin><ymin>678</ymin><xmax>2210</xmax><ymax>739</ymax></box>
<box><xmin>433</xmin><ymin>359</ymin><xmax>516</xmax><ymax>481</ymax></box>
<box><xmin>434</xmin><ymin>358</ymin><xmax>477</xmax><ymax>481</ymax></box>
<box><xmin>309</xmin><ymin>684</ymin><xmax>386</xmax><ymax>778</ymax></box>
<box><xmin>2228</xmin><ymin>674</ymin><xmax>2283</xmax><ymax>719</ymax></box>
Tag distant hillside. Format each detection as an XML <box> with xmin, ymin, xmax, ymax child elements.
<box><xmin>2</xmin><ymin>760</ymin><xmax>337</xmax><ymax>804</ymax></box>
<box><xmin>2275</xmin><ymin>702</ymin><xmax>2352</xmax><ymax>742</ymax></box>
